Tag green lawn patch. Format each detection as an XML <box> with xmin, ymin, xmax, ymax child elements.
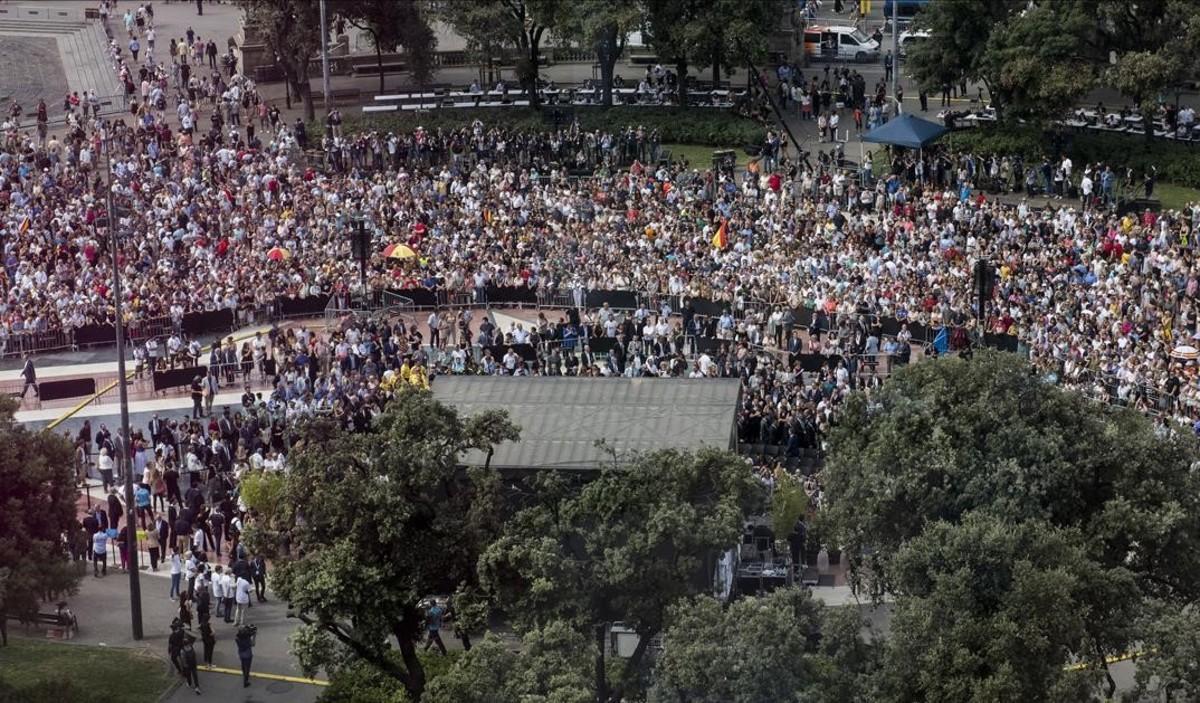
<box><xmin>0</xmin><ymin>638</ymin><xmax>174</xmax><ymax>703</ymax></box>
<box><xmin>661</xmin><ymin>143</ymin><xmax>749</xmax><ymax>170</ymax></box>
<box><xmin>1153</xmin><ymin>182</ymin><xmax>1200</xmax><ymax>211</ymax></box>
<box><xmin>940</xmin><ymin>124</ymin><xmax>1200</xmax><ymax>190</ymax></box>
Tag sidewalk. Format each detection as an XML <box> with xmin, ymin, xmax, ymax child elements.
<box><xmin>65</xmin><ymin>557</ymin><xmax>324</xmax><ymax>689</ymax></box>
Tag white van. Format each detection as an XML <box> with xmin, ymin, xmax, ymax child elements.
<box><xmin>898</xmin><ymin>29</ymin><xmax>931</xmax><ymax>57</ymax></box>
<box><xmin>803</xmin><ymin>25</ymin><xmax>881</xmax><ymax>62</ymax></box>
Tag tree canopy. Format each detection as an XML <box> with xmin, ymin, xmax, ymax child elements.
<box><xmin>240</xmin><ymin>0</ymin><xmax>322</xmax><ymax>121</ymax></box>
<box><xmin>336</xmin><ymin>0</ymin><xmax>436</xmax><ymax>93</ymax></box>
<box><xmin>909</xmin><ymin>0</ymin><xmax>1200</xmax><ymax>123</ymax></box>
<box><xmin>822</xmin><ymin>351</ymin><xmax>1200</xmax><ymax>699</ymax></box>
<box><xmin>479</xmin><ymin>448</ymin><xmax>765</xmax><ymax>702</ymax></box>
<box><xmin>0</xmin><ymin>397</ymin><xmax>79</xmax><ymax>646</ymax></box>
<box><xmin>651</xmin><ymin>589</ymin><xmax>818</xmax><ymax>703</ymax></box>
<box><xmin>242</xmin><ymin>388</ymin><xmax>518</xmax><ymax>701</ymax></box>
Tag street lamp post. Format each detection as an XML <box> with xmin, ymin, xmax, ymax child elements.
<box><xmin>319</xmin><ymin>0</ymin><xmax>331</xmax><ymax>110</ymax></box>
<box><xmin>350</xmin><ymin>213</ymin><xmax>371</xmax><ymax>302</ymax></box>
<box><xmin>103</xmin><ymin>140</ymin><xmax>143</xmax><ymax>641</ymax></box>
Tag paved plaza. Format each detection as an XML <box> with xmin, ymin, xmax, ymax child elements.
<box><xmin>0</xmin><ymin>36</ymin><xmax>69</xmax><ymax>108</ymax></box>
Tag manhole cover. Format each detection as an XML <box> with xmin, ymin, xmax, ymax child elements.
<box><xmin>266</xmin><ymin>681</ymin><xmax>294</xmax><ymax>694</ymax></box>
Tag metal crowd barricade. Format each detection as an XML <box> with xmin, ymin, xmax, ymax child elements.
<box><xmin>126</xmin><ymin>315</ymin><xmax>176</xmax><ymax>344</ymax></box>
<box><xmin>3</xmin><ymin>328</ymin><xmax>75</xmax><ymax>357</ymax></box>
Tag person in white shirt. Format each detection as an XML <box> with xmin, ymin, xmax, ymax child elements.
<box><xmin>185</xmin><ymin>553</ymin><xmax>198</xmax><ymax>595</ymax></box>
<box><xmin>234</xmin><ymin>575</ymin><xmax>252</xmax><ymax>626</ymax></box>
<box><xmin>169</xmin><ymin>548</ymin><xmax>183</xmax><ymax>599</ymax></box>
<box><xmin>221</xmin><ymin>569</ymin><xmax>236</xmax><ymax>622</ymax></box>
<box><xmin>192</xmin><ymin>524</ymin><xmax>207</xmax><ymax>554</ymax></box>
<box><xmin>427</xmin><ymin>311</ymin><xmax>440</xmax><ymax>348</ymax></box>
<box><xmin>212</xmin><ymin>565</ymin><xmax>226</xmax><ymax>619</ymax></box>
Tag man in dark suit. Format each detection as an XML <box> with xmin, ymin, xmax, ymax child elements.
<box><xmin>148</xmin><ymin>414</ymin><xmax>164</xmax><ymax>446</ymax></box>
<box><xmin>19</xmin><ymin>354</ymin><xmax>37</xmax><ymax>398</ymax></box>
<box><xmin>786</xmin><ymin>331</ymin><xmax>804</xmax><ymax>368</ymax></box>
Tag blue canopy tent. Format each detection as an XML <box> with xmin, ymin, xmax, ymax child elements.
<box><xmin>861</xmin><ymin>113</ymin><xmax>947</xmax><ymax>184</ymax></box>
<box><xmin>861</xmin><ymin>113</ymin><xmax>947</xmax><ymax>149</ymax></box>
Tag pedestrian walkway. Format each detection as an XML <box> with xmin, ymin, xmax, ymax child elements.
<box><xmin>65</xmin><ymin>554</ymin><xmax>324</xmax><ymax>690</ymax></box>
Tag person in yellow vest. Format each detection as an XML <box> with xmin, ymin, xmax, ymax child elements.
<box><xmin>409</xmin><ymin>365</ymin><xmax>429</xmax><ymax>390</ymax></box>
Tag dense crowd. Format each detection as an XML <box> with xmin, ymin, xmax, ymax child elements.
<box><xmin>5</xmin><ymin>1</ymin><xmax>1200</xmax><ymax>448</ymax></box>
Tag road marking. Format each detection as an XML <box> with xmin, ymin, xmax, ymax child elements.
<box><xmin>1063</xmin><ymin>650</ymin><xmax>1144</xmax><ymax>672</ymax></box>
<box><xmin>204</xmin><ymin>664</ymin><xmax>329</xmax><ymax>686</ymax></box>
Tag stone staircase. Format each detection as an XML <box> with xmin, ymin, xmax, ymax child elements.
<box><xmin>0</xmin><ymin>16</ymin><xmax>124</xmax><ymax>101</ymax></box>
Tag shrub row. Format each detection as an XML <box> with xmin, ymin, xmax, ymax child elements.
<box><xmin>337</xmin><ymin>106</ymin><xmax>767</xmax><ymax>147</ymax></box>
<box><xmin>939</xmin><ymin>125</ymin><xmax>1200</xmax><ymax>189</ymax></box>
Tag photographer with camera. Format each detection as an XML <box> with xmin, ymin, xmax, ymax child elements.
<box><xmin>235</xmin><ymin>624</ymin><xmax>257</xmax><ymax>688</ymax></box>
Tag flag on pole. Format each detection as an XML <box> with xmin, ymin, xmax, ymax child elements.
<box><xmin>711</xmin><ymin>219</ymin><xmax>728</xmax><ymax>249</ymax></box>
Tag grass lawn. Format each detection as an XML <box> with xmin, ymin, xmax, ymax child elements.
<box><xmin>1154</xmin><ymin>182</ymin><xmax>1200</xmax><ymax>210</ymax></box>
<box><xmin>0</xmin><ymin>638</ymin><xmax>174</xmax><ymax>702</ymax></box>
<box><xmin>662</xmin><ymin>143</ymin><xmax>749</xmax><ymax>170</ymax></box>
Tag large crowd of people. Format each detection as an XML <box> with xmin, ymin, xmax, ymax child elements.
<box><xmin>5</xmin><ymin>1</ymin><xmax>1200</xmax><ymax>458</ymax></box>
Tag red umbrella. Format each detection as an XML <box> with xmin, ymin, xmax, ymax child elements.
<box><xmin>266</xmin><ymin>246</ymin><xmax>290</xmax><ymax>261</ymax></box>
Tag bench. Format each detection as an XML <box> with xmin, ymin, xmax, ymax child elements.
<box><xmin>353</xmin><ymin>61</ymin><xmax>408</xmax><ymax>76</ymax></box>
<box><xmin>6</xmin><ymin>604</ymin><xmax>78</xmax><ymax>640</ymax></box>
<box><xmin>363</xmin><ymin>104</ymin><xmax>398</xmax><ymax>113</ymax></box>
<box><xmin>312</xmin><ymin>88</ymin><xmax>363</xmax><ymax>106</ymax></box>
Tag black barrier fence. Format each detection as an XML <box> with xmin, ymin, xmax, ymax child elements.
<box><xmin>74</xmin><ymin>324</ymin><xmax>118</xmax><ymax>347</ymax></box>
<box><xmin>38</xmin><ymin>377</ymin><xmax>98</xmax><ymax>402</ymax></box>
<box><xmin>481</xmin><ymin>286</ymin><xmax>539</xmax><ymax>306</ymax></box>
<box><xmin>485</xmin><ymin>343</ymin><xmax>538</xmax><ymax>363</ymax></box>
<box><xmin>586</xmin><ymin>290</ymin><xmax>638</xmax><ymax>310</ymax></box>
<box><xmin>11</xmin><ymin>285</ymin><xmax>1020</xmax><ymax>363</ymax></box>
<box><xmin>983</xmin><ymin>333</ymin><xmax>1019</xmax><ymax>353</ymax></box>
<box><xmin>278</xmin><ymin>295</ymin><xmax>331</xmax><ymax>318</ymax></box>
<box><xmin>154</xmin><ymin>366</ymin><xmax>207</xmax><ymax>393</ymax></box>
<box><xmin>181</xmin><ymin>309</ymin><xmax>235</xmax><ymax>337</ymax></box>
<box><xmin>689</xmin><ymin>298</ymin><xmax>728</xmax><ymax>318</ymax></box>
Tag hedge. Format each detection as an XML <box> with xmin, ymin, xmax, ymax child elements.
<box><xmin>336</xmin><ymin>106</ymin><xmax>767</xmax><ymax>147</ymax></box>
<box><xmin>938</xmin><ymin>125</ymin><xmax>1200</xmax><ymax>189</ymax></box>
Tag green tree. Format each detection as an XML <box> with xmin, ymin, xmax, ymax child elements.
<box><xmin>438</xmin><ymin>0</ymin><xmax>567</xmax><ymax>109</ymax></box>
<box><xmin>0</xmin><ymin>397</ymin><xmax>79</xmax><ymax>647</ymax></box>
<box><xmin>1102</xmin><ymin>1</ymin><xmax>1200</xmax><ymax>140</ymax></box>
<box><xmin>425</xmin><ymin>623</ymin><xmax>594</xmax><ymax>703</ymax></box>
<box><xmin>648</xmin><ymin>588</ymin><xmax>822</xmax><ymax>703</ymax></box>
<box><xmin>435</xmin><ymin>2</ymin><xmax>511</xmax><ymax>87</ymax></box>
<box><xmin>879</xmin><ymin>513</ymin><xmax>1136</xmax><ymax>702</ymax></box>
<box><xmin>645</xmin><ymin>589</ymin><xmax>881</xmax><ymax>703</ymax></box>
<box><xmin>244</xmin><ymin>388</ymin><xmax>518</xmax><ymax>701</ymax></box>
<box><xmin>913</xmin><ymin>0</ymin><xmax>1200</xmax><ymax>122</ymax></box>
<box><xmin>557</xmin><ymin>0</ymin><xmax>640</xmax><ymax>107</ymax></box>
<box><xmin>336</xmin><ymin>0</ymin><xmax>437</xmax><ymax>94</ymax></box>
<box><xmin>906</xmin><ymin>0</ymin><xmax>1024</xmax><ymax>110</ymax></box>
<box><xmin>822</xmin><ymin>352</ymin><xmax>1200</xmax><ymax>697</ymax></box>
<box><xmin>240</xmin><ymin>0</ymin><xmax>322</xmax><ymax>121</ymax></box>
<box><xmin>480</xmin><ymin>448</ymin><xmax>765</xmax><ymax>702</ymax></box>
<box><xmin>1128</xmin><ymin>601</ymin><xmax>1200</xmax><ymax>702</ymax></box>
<box><xmin>643</xmin><ymin>0</ymin><xmax>780</xmax><ymax>106</ymax></box>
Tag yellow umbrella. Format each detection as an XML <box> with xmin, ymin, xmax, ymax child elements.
<box><xmin>383</xmin><ymin>243</ymin><xmax>418</xmax><ymax>260</ymax></box>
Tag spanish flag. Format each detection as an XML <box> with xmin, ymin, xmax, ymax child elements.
<box><xmin>711</xmin><ymin>219</ymin><xmax>728</xmax><ymax>249</ymax></box>
<box><xmin>18</xmin><ymin>216</ymin><xmax>30</xmax><ymax>234</ymax></box>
